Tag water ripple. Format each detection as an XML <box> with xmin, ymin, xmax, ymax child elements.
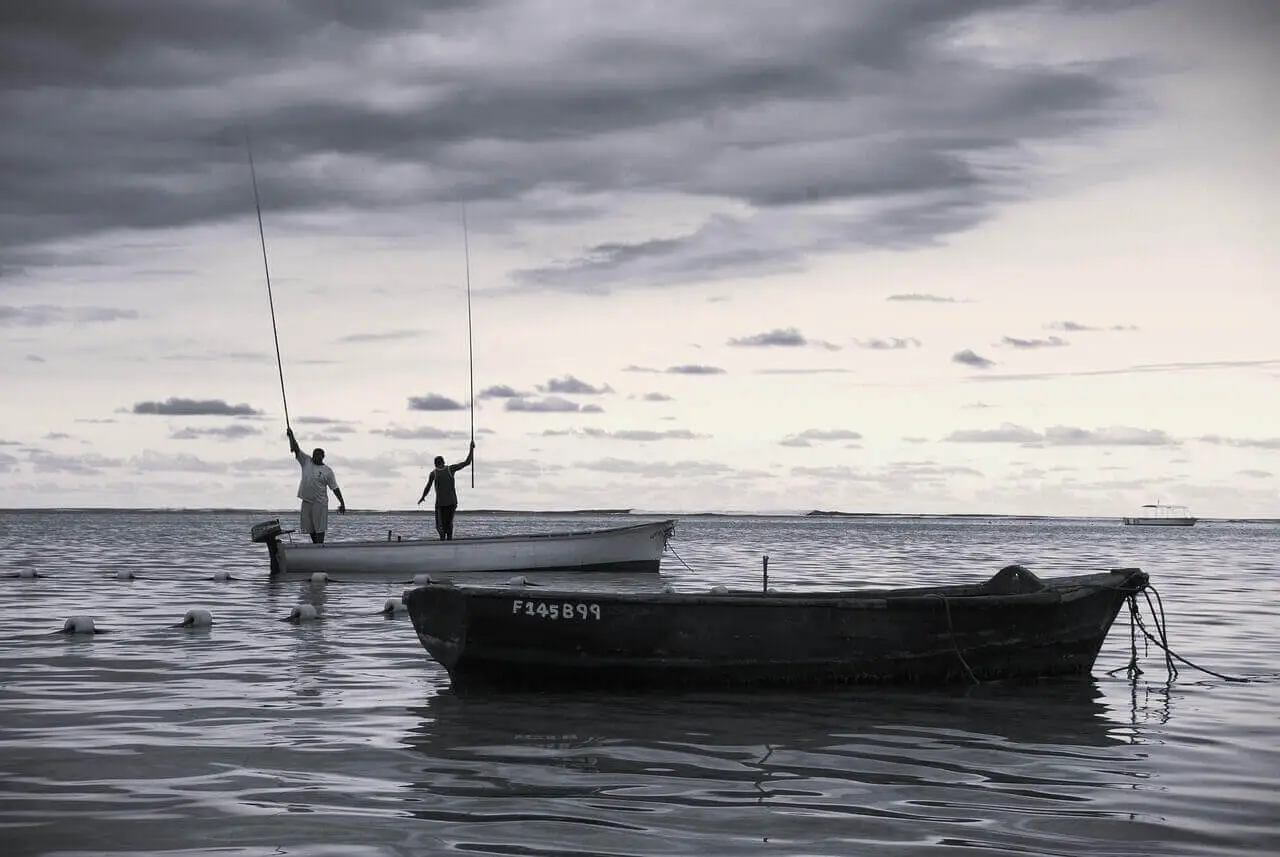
<box><xmin>1</xmin><ymin>510</ymin><xmax>1278</xmax><ymax>857</ymax></box>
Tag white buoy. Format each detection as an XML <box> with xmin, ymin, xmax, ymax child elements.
<box><xmin>180</xmin><ymin>608</ymin><xmax>213</xmax><ymax>628</ymax></box>
<box><xmin>661</xmin><ymin>583</ymin><xmax>676</xmax><ymax>594</ymax></box>
<box><xmin>211</xmin><ymin>570</ymin><xmax>233</xmax><ymax>582</ymax></box>
<box><xmin>289</xmin><ymin>603</ymin><xmax>319</xmax><ymax>623</ymax></box>
<box><xmin>382</xmin><ymin>597</ymin><xmax>406</xmax><ymax>615</ymax></box>
<box><xmin>413</xmin><ymin>573</ymin><xmax>433</xmax><ymax>587</ymax></box>
<box><xmin>310</xmin><ymin>572</ymin><xmax>329</xmax><ymax>586</ymax></box>
<box><xmin>710</xmin><ymin>584</ymin><xmax>729</xmax><ymax>594</ymax></box>
<box><xmin>62</xmin><ymin>616</ymin><xmax>96</xmax><ymax>634</ymax></box>
<box><xmin>115</xmin><ymin>569</ymin><xmax>135</xmax><ymax>580</ymax></box>
<box><xmin>17</xmin><ymin>569</ymin><xmax>40</xmax><ymax>579</ymax></box>
<box><xmin>506</xmin><ymin>575</ymin><xmax>529</xmax><ymax>586</ymax></box>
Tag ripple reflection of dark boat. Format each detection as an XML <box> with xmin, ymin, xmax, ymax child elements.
<box><xmin>402</xmin><ymin>679</ymin><xmax>1131</xmax><ymax>776</ymax></box>
<box><xmin>405</xmin><ymin>565</ymin><xmax>1150</xmax><ymax>691</ymax></box>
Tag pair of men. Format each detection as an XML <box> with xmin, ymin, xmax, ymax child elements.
<box><xmin>286</xmin><ymin>428</ymin><xmax>474</xmax><ymax>542</ymax></box>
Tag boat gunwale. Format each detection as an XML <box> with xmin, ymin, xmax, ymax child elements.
<box><xmin>406</xmin><ymin>569</ymin><xmax>1147</xmax><ymax>608</ymax></box>
<box><xmin>279</xmin><ymin>518</ymin><xmax>676</xmax><ymax>551</ymax></box>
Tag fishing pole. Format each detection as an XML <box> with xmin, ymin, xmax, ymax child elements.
<box><xmin>245</xmin><ymin>129</ymin><xmax>291</xmax><ymax>431</ymax></box>
<box><xmin>462</xmin><ymin>204</ymin><xmax>475</xmax><ymax>488</ymax></box>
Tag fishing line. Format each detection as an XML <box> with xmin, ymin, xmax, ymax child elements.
<box><xmin>245</xmin><ymin>128</ymin><xmax>291</xmax><ymax>430</ymax></box>
<box><xmin>462</xmin><ymin>204</ymin><xmax>475</xmax><ymax>488</ymax></box>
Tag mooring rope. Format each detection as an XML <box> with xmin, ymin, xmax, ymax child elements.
<box><xmin>666</xmin><ymin>543</ymin><xmax>698</xmax><ymax>574</ymax></box>
<box><xmin>1109</xmin><ymin>583</ymin><xmax>1254</xmax><ymax>684</ymax></box>
<box><xmin>930</xmin><ymin>593</ymin><xmax>980</xmax><ymax>686</ymax></box>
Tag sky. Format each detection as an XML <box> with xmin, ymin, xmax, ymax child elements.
<box><xmin>1</xmin><ymin>0</ymin><xmax>1277</xmax><ymax>517</ymax></box>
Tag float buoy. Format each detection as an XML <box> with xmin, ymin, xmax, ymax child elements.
<box><xmin>62</xmin><ymin>616</ymin><xmax>97</xmax><ymax>635</ymax></box>
<box><xmin>288</xmin><ymin>603</ymin><xmax>319</xmax><ymax>623</ymax></box>
<box><xmin>179</xmin><ymin>608</ymin><xmax>213</xmax><ymax>628</ymax></box>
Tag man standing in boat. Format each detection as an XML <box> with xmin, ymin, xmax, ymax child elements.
<box><xmin>287</xmin><ymin>427</ymin><xmax>346</xmax><ymax>544</ymax></box>
<box><xmin>418</xmin><ymin>441</ymin><xmax>475</xmax><ymax>539</ymax></box>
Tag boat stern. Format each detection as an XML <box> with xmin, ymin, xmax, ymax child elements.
<box><xmin>404</xmin><ymin>584</ymin><xmax>470</xmax><ymax>674</ymax></box>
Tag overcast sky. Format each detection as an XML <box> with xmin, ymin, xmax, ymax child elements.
<box><xmin>2</xmin><ymin>0</ymin><xmax>1277</xmax><ymax>517</ymax></box>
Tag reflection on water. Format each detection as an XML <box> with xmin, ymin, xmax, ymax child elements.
<box><xmin>0</xmin><ymin>510</ymin><xmax>1277</xmax><ymax>857</ymax></box>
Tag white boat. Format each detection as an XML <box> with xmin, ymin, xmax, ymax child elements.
<box><xmin>1122</xmin><ymin>503</ymin><xmax>1197</xmax><ymax>527</ymax></box>
<box><xmin>250</xmin><ymin>518</ymin><xmax>676</xmax><ymax>578</ymax></box>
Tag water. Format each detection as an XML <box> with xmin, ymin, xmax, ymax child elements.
<box><xmin>1</xmin><ymin>510</ymin><xmax>1277</xmax><ymax>857</ymax></box>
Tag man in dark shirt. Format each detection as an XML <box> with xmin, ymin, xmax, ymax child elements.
<box><xmin>417</xmin><ymin>441</ymin><xmax>475</xmax><ymax>539</ymax></box>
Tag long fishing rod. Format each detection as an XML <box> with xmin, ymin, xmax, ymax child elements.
<box><xmin>245</xmin><ymin>130</ymin><xmax>291</xmax><ymax>431</ymax></box>
<box><xmin>462</xmin><ymin>204</ymin><xmax>475</xmax><ymax>488</ymax></box>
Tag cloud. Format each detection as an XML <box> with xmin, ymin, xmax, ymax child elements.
<box><xmin>639</xmin><ymin>392</ymin><xmax>673</xmax><ymax>402</ymax></box>
<box><xmin>25</xmin><ymin>354</ymin><xmax>45</xmax><ymax>362</ymax></box>
<box><xmin>131</xmin><ymin>398</ymin><xmax>262</xmax><ymax>416</ymax></box>
<box><xmin>543</xmin><ymin>428</ymin><xmax>707</xmax><ymax>441</ymax></box>
<box><xmin>577</xmin><ymin>457</ymin><xmax>735</xmax><ymax>478</ymax></box>
<box><xmin>170</xmin><ymin>424</ymin><xmax>263</xmax><ymax>441</ymax></box>
<box><xmin>728</xmin><ymin>327</ymin><xmax>840</xmax><ymax>350</ymax></box>
<box><xmin>853</xmin><ymin>337</ymin><xmax>921</xmax><ymax>350</ymax></box>
<box><xmin>292</xmin><ymin>415</ymin><xmax>357</xmax><ymax>426</ymax></box>
<box><xmin>886</xmin><ymin>294</ymin><xmax>958</xmax><ymax>303</ymax></box>
<box><xmin>999</xmin><ymin>335</ymin><xmax>1068</xmax><ymax>349</ymax></box>
<box><xmin>779</xmin><ymin>428</ymin><xmax>863</xmax><ymax>448</ymax></box>
<box><xmin>408</xmin><ymin>394</ymin><xmax>466</xmax><ymax>411</ymax></box>
<box><xmin>337</xmin><ymin>329</ymin><xmax>423</xmax><ymax>343</ymax></box>
<box><xmin>505</xmin><ymin>396</ymin><xmax>603</xmax><ymax>413</ymax></box>
<box><xmin>0</xmin><ymin>1</ymin><xmax>1150</xmax><ymax>289</ymax></box>
<box><xmin>952</xmin><ymin>349</ymin><xmax>995</xmax><ymax>369</ymax></box>
<box><xmin>666</xmin><ymin>365</ymin><xmax>726</xmax><ymax>375</ymax></box>
<box><xmin>43</xmin><ymin>432</ymin><xmax>71</xmax><ymax>440</ymax></box>
<box><xmin>477</xmin><ymin>384</ymin><xmax>533</xmax><ymax>399</ymax></box>
<box><xmin>1046</xmin><ymin>321</ymin><xmax>1138</xmax><ymax>332</ymax></box>
<box><xmin>1197</xmin><ymin>434</ymin><xmax>1280</xmax><ymax>450</ymax></box>
<box><xmin>974</xmin><ymin>358</ymin><xmax>1280</xmax><ymax>382</ymax></box>
<box><xmin>537</xmin><ymin>375</ymin><xmax>613</xmax><ymax>395</ymax></box>
<box><xmin>0</xmin><ymin>305</ymin><xmax>140</xmax><ymax>326</ymax></box>
<box><xmin>372</xmin><ymin>426</ymin><xmax>470</xmax><ymax>440</ymax></box>
<box><xmin>1237</xmin><ymin>469</ymin><xmax>1273</xmax><ymax>479</ymax></box>
<box><xmin>754</xmin><ymin>368</ymin><xmax>851</xmax><ymax>375</ymax></box>
<box><xmin>622</xmin><ymin>365</ymin><xmax>659</xmax><ymax>374</ymax></box>
<box><xmin>945</xmin><ymin>423</ymin><xmax>1178</xmax><ymax>446</ymax></box>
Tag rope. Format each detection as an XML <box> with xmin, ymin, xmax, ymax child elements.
<box><xmin>1109</xmin><ymin>583</ymin><xmax>1254</xmax><ymax>684</ymax></box>
<box><xmin>666</xmin><ymin>543</ymin><xmax>698</xmax><ymax>574</ymax></box>
<box><xmin>929</xmin><ymin>593</ymin><xmax>980</xmax><ymax>685</ymax></box>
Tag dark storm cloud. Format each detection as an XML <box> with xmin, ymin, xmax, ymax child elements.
<box><xmin>1000</xmin><ymin>335</ymin><xmax>1068</xmax><ymax>349</ymax></box>
<box><xmin>945</xmin><ymin>423</ymin><xmax>1177</xmax><ymax>446</ymax></box>
<box><xmin>1</xmin><ymin>0</ymin><xmax>1158</xmax><ymax>288</ymax></box>
<box><xmin>728</xmin><ymin>327</ymin><xmax>840</xmax><ymax>350</ymax></box>
<box><xmin>170</xmin><ymin>424</ymin><xmax>262</xmax><ymax>441</ymax></box>
<box><xmin>0</xmin><ymin>305</ymin><xmax>140</xmax><ymax>326</ymax></box>
<box><xmin>854</xmin><ymin>337</ymin><xmax>921</xmax><ymax>350</ymax></box>
<box><xmin>952</xmin><ymin>349</ymin><xmax>995</xmax><ymax>369</ymax></box>
<box><xmin>408</xmin><ymin>394</ymin><xmax>466</xmax><ymax>411</ymax></box>
<box><xmin>131</xmin><ymin>397</ymin><xmax>262</xmax><ymax>416</ymax></box>
<box><xmin>666</xmin><ymin>365</ymin><xmax>726</xmax><ymax>375</ymax></box>
<box><xmin>537</xmin><ymin>375</ymin><xmax>613</xmax><ymax>395</ymax></box>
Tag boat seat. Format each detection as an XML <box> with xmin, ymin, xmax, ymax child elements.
<box><xmin>982</xmin><ymin>564</ymin><xmax>1047</xmax><ymax>595</ymax></box>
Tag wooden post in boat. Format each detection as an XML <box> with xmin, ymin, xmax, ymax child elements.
<box><xmin>762</xmin><ymin>554</ymin><xmax>769</xmax><ymax>592</ymax></box>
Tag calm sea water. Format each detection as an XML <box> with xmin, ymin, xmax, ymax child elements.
<box><xmin>1</xmin><ymin>510</ymin><xmax>1277</xmax><ymax>857</ymax></box>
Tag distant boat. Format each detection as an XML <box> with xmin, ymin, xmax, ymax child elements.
<box><xmin>1122</xmin><ymin>503</ymin><xmax>1197</xmax><ymax>527</ymax></box>
<box><xmin>250</xmin><ymin>518</ymin><xmax>675</xmax><ymax>579</ymax></box>
<box><xmin>405</xmin><ymin>565</ymin><xmax>1151</xmax><ymax>691</ymax></box>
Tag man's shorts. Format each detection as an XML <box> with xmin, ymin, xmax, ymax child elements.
<box><xmin>300</xmin><ymin>500</ymin><xmax>328</xmax><ymax>534</ymax></box>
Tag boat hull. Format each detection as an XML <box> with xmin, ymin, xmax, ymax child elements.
<box><xmin>405</xmin><ymin>566</ymin><xmax>1150</xmax><ymax>691</ymax></box>
<box><xmin>1122</xmin><ymin>517</ymin><xmax>1196</xmax><ymax>526</ymax></box>
<box><xmin>255</xmin><ymin>519</ymin><xmax>675</xmax><ymax>578</ymax></box>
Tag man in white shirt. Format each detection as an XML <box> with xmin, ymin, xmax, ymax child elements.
<box><xmin>287</xmin><ymin>427</ymin><xmax>346</xmax><ymax>543</ymax></box>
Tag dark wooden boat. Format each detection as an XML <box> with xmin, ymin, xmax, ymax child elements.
<box><xmin>404</xmin><ymin>564</ymin><xmax>1149</xmax><ymax>691</ymax></box>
